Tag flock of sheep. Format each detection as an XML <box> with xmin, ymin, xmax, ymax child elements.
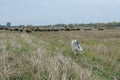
<box><xmin>0</xmin><ymin>27</ymin><xmax>104</xmax><ymax>33</ymax></box>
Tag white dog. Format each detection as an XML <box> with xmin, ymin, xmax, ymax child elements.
<box><xmin>71</xmin><ymin>39</ymin><xmax>83</xmax><ymax>55</ymax></box>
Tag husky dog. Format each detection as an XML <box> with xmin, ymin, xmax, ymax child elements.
<box><xmin>71</xmin><ymin>39</ymin><xmax>83</xmax><ymax>55</ymax></box>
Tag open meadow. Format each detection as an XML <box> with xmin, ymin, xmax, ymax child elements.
<box><xmin>0</xmin><ymin>28</ymin><xmax>120</xmax><ymax>80</ymax></box>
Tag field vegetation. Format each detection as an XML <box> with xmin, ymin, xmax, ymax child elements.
<box><xmin>0</xmin><ymin>28</ymin><xmax>120</xmax><ymax>80</ymax></box>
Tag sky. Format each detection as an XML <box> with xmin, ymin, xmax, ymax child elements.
<box><xmin>0</xmin><ymin>0</ymin><xmax>120</xmax><ymax>25</ymax></box>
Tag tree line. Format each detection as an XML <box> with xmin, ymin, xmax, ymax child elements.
<box><xmin>0</xmin><ymin>22</ymin><xmax>120</xmax><ymax>28</ymax></box>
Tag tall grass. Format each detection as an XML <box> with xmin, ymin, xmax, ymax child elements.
<box><xmin>0</xmin><ymin>29</ymin><xmax>120</xmax><ymax>80</ymax></box>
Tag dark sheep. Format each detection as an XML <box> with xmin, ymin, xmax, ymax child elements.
<box><xmin>26</xmin><ymin>29</ymin><xmax>32</xmax><ymax>33</ymax></box>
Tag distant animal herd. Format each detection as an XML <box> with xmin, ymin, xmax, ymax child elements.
<box><xmin>0</xmin><ymin>27</ymin><xmax>104</xmax><ymax>33</ymax></box>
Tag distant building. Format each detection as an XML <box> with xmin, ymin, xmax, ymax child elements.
<box><xmin>6</xmin><ymin>22</ymin><xmax>11</xmax><ymax>27</ymax></box>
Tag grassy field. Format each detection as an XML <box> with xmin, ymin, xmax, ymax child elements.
<box><xmin>0</xmin><ymin>29</ymin><xmax>120</xmax><ymax>80</ymax></box>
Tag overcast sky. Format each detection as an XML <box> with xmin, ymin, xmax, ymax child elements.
<box><xmin>0</xmin><ymin>0</ymin><xmax>120</xmax><ymax>25</ymax></box>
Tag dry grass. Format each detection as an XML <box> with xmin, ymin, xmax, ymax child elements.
<box><xmin>0</xmin><ymin>29</ymin><xmax>120</xmax><ymax>80</ymax></box>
